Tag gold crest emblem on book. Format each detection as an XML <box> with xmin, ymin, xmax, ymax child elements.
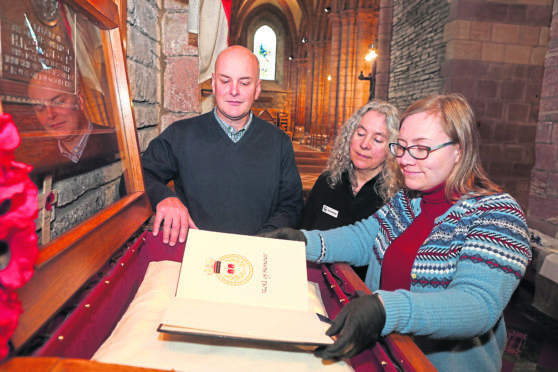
<box><xmin>204</xmin><ymin>254</ymin><xmax>254</xmax><ymax>286</ymax></box>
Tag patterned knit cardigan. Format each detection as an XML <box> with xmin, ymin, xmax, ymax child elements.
<box><xmin>304</xmin><ymin>190</ymin><xmax>531</xmax><ymax>371</ymax></box>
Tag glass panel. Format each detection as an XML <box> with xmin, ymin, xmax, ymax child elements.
<box><xmin>0</xmin><ymin>1</ymin><xmax>123</xmax><ymax>245</ymax></box>
<box><xmin>253</xmin><ymin>25</ymin><xmax>276</xmax><ymax>81</ymax></box>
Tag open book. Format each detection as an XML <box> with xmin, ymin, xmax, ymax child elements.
<box><xmin>157</xmin><ymin>229</ymin><xmax>334</xmax><ymax>346</ymax></box>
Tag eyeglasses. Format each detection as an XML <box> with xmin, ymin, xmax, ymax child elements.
<box><xmin>389</xmin><ymin>141</ymin><xmax>456</xmax><ymax>160</ymax></box>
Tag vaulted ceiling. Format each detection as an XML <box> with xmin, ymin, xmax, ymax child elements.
<box><xmin>233</xmin><ymin>0</ymin><xmax>304</xmax><ymax>36</ymax></box>
<box><xmin>230</xmin><ymin>1</ymin><xmax>378</xmax><ymax>59</ymax></box>
<box><xmin>230</xmin><ymin>0</ymin><xmax>335</xmax><ymax>60</ymax></box>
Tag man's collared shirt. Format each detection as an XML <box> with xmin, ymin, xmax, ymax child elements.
<box><xmin>59</xmin><ymin>121</ymin><xmax>92</xmax><ymax>163</ymax></box>
<box><xmin>213</xmin><ymin>108</ymin><xmax>252</xmax><ymax>143</ymax></box>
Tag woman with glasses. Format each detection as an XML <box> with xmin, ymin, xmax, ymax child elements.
<box><xmin>299</xmin><ymin>100</ymin><xmax>404</xmax><ymax>279</ymax></box>
<box><xmin>262</xmin><ymin>94</ymin><xmax>531</xmax><ymax>371</ymax></box>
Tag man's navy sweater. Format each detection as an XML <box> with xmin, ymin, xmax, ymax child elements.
<box><xmin>142</xmin><ymin>112</ymin><xmax>303</xmax><ymax>235</ymax></box>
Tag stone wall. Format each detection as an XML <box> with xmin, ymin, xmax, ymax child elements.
<box><xmin>49</xmin><ymin>163</ymin><xmax>123</xmax><ymax>239</ymax></box>
<box><xmin>442</xmin><ymin>0</ymin><xmax>551</xmax><ymax>210</ymax></box>
<box><xmin>388</xmin><ymin>0</ymin><xmax>450</xmax><ymax>112</ymax></box>
<box><xmin>383</xmin><ymin>0</ymin><xmax>551</xmax><ymax>211</ymax></box>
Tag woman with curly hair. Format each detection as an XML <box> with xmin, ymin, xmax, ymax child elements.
<box><xmin>299</xmin><ymin>100</ymin><xmax>404</xmax><ymax>278</ymax></box>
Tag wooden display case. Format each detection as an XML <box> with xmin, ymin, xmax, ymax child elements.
<box><xmin>0</xmin><ymin>0</ymin><xmax>151</xmax><ymax>354</ymax></box>
<box><xmin>0</xmin><ymin>0</ymin><xmax>434</xmax><ymax>370</ymax></box>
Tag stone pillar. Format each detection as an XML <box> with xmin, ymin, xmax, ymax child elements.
<box><xmin>315</xmin><ymin>41</ymin><xmax>330</xmax><ymax>138</ymax></box>
<box><xmin>355</xmin><ymin>8</ymin><xmax>377</xmax><ymax>105</ymax></box>
<box><xmin>336</xmin><ymin>9</ymin><xmax>356</xmax><ymax>127</ymax></box>
<box><xmin>527</xmin><ymin>0</ymin><xmax>558</xmax><ymax>238</ymax></box>
<box><xmin>309</xmin><ymin>40</ymin><xmax>330</xmax><ymax>138</ymax></box>
<box><xmin>161</xmin><ymin>0</ymin><xmax>200</xmax><ymax>133</ymax></box>
<box><xmin>287</xmin><ymin>1</ymin><xmax>381</xmax><ymax>142</ymax></box>
<box><xmin>327</xmin><ymin>11</ymin><xmax>341</xmax><ymax>138</ymax></box>
<box><xmin>376</xmin><ymin>0</ymin><xmax>393</xmax><ymax>100</ymax></box>
<box><xmin>127</xmin><ymin>0</ymin><xmax>162</xmax><ymax>151</ymax></box>
<box><xmin>286</xmin><ymin>56</ymin><xmax>303</xmax><ymax>139</ymax></box>
<box><xmin>325</xmin><ymin>6</ymin><xmax>377</xmax><ymax>138</ymax></box>
<box><xmin>323</xmin><ymin>43</ymin><xmax>333</xmax><ymax>139</ymax></box>
<box><xmin>310</xmin><ymin>42</ymin><xmax>320</xmax><ymax>135</ymax></box>
<box><xmin>303</xmin><ymin>41</ymin><xmax>315</xmax><ymax>133</ymax></box>
<box><xmin>293</xmin><ymin>57</ymin><xmax>308</xmax><ymax>139</ymax></box>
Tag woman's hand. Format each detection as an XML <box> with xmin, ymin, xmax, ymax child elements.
<box><xmin>258</xmin><ymin>227</ymin><xmax>307</xmax><ymax>243</ymax></box>
<box><xmin>314</xmin><ymin>293</ymin><xmax>386</xmax><ymax>360</ymax></box>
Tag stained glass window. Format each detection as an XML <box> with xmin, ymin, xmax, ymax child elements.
<box><xmin>253</xmin><ymin>25</ymin><xmax>276</xmax><ymax>80</ymax></box>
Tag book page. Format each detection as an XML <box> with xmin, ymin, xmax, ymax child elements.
<box><xmin>175</xmin><ymin>230</ymin><xmax>308</xmax><ymax>311</ymax></box>
<box><xmin>159</xmin><ymin>298</ymin><xmax>334</xmax><ymax>346</ymax></box>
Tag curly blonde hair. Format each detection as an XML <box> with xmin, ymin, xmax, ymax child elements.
<box><xmin>325</xmin><ymin>100</ymin><xmax>403</xmax><ymax>202</ymax></box>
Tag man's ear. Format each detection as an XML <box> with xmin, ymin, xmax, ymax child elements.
<box><xmin>76</xmin><ymin>90</ymin><xmax>85</xmax><ymax>111</ymax></box>
<box><xmin>211</xmin><ymin>73</ymin><xmax>216</xmax><ymax>92</ymax></box>
<box><xmin>254</xmin><ymin>79</ymin><xmax>262</xmax><ymax>100</ymax></box>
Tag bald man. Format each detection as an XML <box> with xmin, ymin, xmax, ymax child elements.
<box><xmin>141</xmin><ymin>46</ymin><xmax>303</xmax><ymax>244</ymax></box>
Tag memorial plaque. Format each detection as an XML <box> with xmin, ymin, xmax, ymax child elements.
<box><xmin>0</xmin><ymin>0</ymin><xmax>123</xmax><ymax>244</ymax></box>
<box><xmin>0</xmin><ymin>0</ymin><xmax>119</xmax><ymax>175</ymax></box>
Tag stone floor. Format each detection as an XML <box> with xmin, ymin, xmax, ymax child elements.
<box><xmin>502</xmin><ymin>281</ymin><xmax>558</xmax><ymax>372</ymax></box>
<box><xmin>292</xmin><ymin>142</ymin><xmax>327</xmax><ymax>195</ymax></box>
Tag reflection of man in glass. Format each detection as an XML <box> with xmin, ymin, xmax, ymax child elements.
<box><xmin>28</xmin><ymin>68</ymin><xmax>118</xmax><ymax>164</ymax></box>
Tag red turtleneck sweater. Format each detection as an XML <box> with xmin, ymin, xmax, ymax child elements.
<box><xmin>380</xmin><ymin>183</ymin><xmax>453</xmax><ymax>291</ymax></box>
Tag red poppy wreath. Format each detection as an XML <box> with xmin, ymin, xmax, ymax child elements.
<box><xmin>0</xmin><ymin>113</ymin><xmax>38</xmax><ymax>360</ymax></box>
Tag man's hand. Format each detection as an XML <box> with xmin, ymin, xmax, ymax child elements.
<box><xmin>152</xmin><ymin>197</ymin><xmax>197</xmax><ymax>246</ymax></box>
<box><xmin>258</xmin><ymin>227</ymin><xmax>307</xmax><ymax>243</ymax></box>
<box><xmin>314</xmin><ymin>293</ymin><xmax>386</xmax><ymax>360</ymax></box>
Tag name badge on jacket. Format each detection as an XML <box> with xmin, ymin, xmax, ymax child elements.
<box><xmin>322</xmin><ymin>204</ymin><xmax>339</xmax><ymax>218</ymax></box>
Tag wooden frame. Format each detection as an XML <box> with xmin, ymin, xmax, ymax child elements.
<box><xmin>0</xmin><ymin>0</ymin><xmax>152</xmax><ymax>350</ymax></box>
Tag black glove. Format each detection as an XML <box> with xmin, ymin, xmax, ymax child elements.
<box><xmin>314</xmin><ymin>293</ymin><xmax>386</xmax><ymax>360</ymax></box>
<box><xmin>257</xmin><ymin>227</ymin><xmax>307</xmax><ymax>243</ymax></box>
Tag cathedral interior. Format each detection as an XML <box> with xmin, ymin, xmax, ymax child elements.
<box><xmin>1</xmin><ymin>0</ymin><xmax>558</xmax><ymax>370</ymax></box>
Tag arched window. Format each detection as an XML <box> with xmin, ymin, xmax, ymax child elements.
<box><xmin>253</xmin><ymin>25</ymin><xmax>276</xmax><ymax>80</ymax></box>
